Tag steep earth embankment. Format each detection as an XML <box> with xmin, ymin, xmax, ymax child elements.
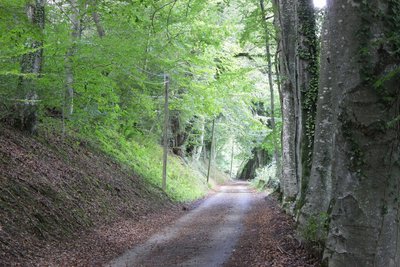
<box><xmin>0</xmin><ymin>124</ymin><xmax>177</xmax><ymax>265</ymax></box>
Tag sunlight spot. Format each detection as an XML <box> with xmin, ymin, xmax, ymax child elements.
<box><xmin>313</xmin><ymin>0</ymin><xmax>326</xmax><ymax>9</ymax></box>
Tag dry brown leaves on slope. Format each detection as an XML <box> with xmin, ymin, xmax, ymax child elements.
<box><xmin>225</xmin><ymin>194</ymin><xmax>321</xmax><ymax>267</ymax></box>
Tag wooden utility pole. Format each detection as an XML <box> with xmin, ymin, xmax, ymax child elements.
<box><xmin>162</xmin><ymin>74</ymin><xmax>169</xmax><ymax>191</ymax></box>
<box><xmin>206</xmin><ymin>119</ymin><xmax>215</xmax><ymax>183</ymax></box>
<box><xmin>230</xmin><ymin>140</ymin><xmax>234</xmax><ymax>178</ymax></box>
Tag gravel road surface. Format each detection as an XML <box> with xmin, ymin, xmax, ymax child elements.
<box><xmin>107</xmin><ymin>181</ymin><xmax>253</xmax><ymax>267</ymax></box>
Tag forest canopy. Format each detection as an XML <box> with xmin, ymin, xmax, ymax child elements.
<box><xmin>0</xmin><ymin>0</ymin><xmax>280</xmax><ymax>177</ymax></box>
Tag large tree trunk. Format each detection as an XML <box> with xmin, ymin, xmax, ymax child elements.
<box><xmin>295</xmin><ymin>0</ymin><xmax>319</xmax><ymax>207</ymax></box>
<box><xmin>274</xmin><ymin>0</ymin><xmax>318</xmax><ymax>208</ymax></box>
<box><xmin>300</xmin><ymin>1</ymin><xmax>400</xmax><ymax>266</ymax></box>
<box><xmin>275</xmin><ymin>0</ymin><xmax>299</xmax><ymax>205</ymax></box>
<box><xmin>298</xmin><ymin>5</ymin><xmax>335</xmax><ymax>228</ymax></box>
<box><xmin>15</xmin><ymin>0</ymin><xmax>46</xmax><ymax>134</ymax></box>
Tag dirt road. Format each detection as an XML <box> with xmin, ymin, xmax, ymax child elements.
<box><xmin>107</xmin><ymin>182</ymin><xmax>253</xmax><ymax>267</ymax></box>
<box><xmin>106</xmin><ymin>182</ymin><xmax>320</xmax><ymax>267</ymax></box>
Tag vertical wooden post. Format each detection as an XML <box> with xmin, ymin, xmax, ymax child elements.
<box><xmin>162</xmin><ymin>74</ymin><xmax>169</xmax><ymax>191</ymax></box>
<box><xmin>230</xmin><ymin>140</ymin><xmax>234</xmax><ymax>179</ymax></box>
<box><xmin>207</xmin><ymin>118</ymin><xmax>215</xmax><ymax>183</ymax></box>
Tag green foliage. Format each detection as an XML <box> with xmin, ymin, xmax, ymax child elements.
<box><xmin>374</xmin><ymin>66</ymin><xmax>400</xmax><ymax>90</ymax></box>
<box><xmin>298</xmin><ymin>1</ymin><xmax>320</xmax><ymax>170</ymax></box>
<box><xmin>300</xmin><ymin>212</ymin><xmax>329</xmax><ymax>246</ymax></box>
<box><xmin>91</xmin><ymin>127</ymin><xmax>207</xmax><ymax>201</ymax></box>
<box><xmin>358</xmin><ymin>0</ymin><xmax>400</xmax><ymax>88</ymax></box>
<box><xmin>0</xmin><ymin>0</ymin><xmax>36</xmax><ymax>61</ymax></box>
<box><xmin>0</xmin><ymin>0</ymin><xmax>282</xmax><ymax>198</ymax></box>
<box><xmin>251</xmin><ymin>162</ymin><xmax>279</xmax><ymax>190</ymax></box>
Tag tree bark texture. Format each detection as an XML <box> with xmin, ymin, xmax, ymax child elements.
<box><xmin>296</xmin><ymin>0</ymin><xmax>319</xmax><ymax>205</ymax></box>
<box><xmin>275</xmin><ymin>0</ymin><xmax>299</xmax><ymax>204</ymax></box>
<box><xmin>300</xmin><ymin>1</ymin><xmax>400</xmax><ymax>266</ymax></box>
<box><xmin>207</xmin><ymin>119</ymin><xmax>215</xmax><ymax>183</ymax></box>
<box><xmin>15</xmin><ymin>0</ymin><xmax>45</xmax><ymax>134</ymax></box>
<box><xmin>274</xmin><ymin>0</ymin><xmax>318</xmax><ymax>207</ymax></box>
<box><xmin>88</xmin><ymin>0</ymin><xmax>105</xmax><ymax>38</ymax></box>
<box><xmin>162</xmin><ymin>74</ymin><xmax>169</xmax><ymax>191</ymax></box>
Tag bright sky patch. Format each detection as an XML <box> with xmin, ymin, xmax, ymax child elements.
<box><xmin>313</xmin><ymin>0</ymin><xmax>326</xmax><ymax>9</ymax></box>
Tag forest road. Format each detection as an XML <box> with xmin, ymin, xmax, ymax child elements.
<box><xmin>106</xmin><ymin>181</ymin><xmax>254</xmax><ymax>267</ymax></box>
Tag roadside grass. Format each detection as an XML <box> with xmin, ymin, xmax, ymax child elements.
<box><xmin>41</xmin><ymin>118</ymin><xmax>217</xmax><ymax>201</ymax></box>
<box><xmin>90</xmin><ymin>127</ymin><xmax>208</xmax><ymax>202</ymax></box>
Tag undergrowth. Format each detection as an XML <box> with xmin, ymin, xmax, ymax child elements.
<box><xmin>83</xmin><ymin>126</ymin><xmax>208</xmax><ymax>202</ymax></box>
<box><xmin>251</xmin><ymin>162</ymin><xmax>279</xmax><ymax>190</ymax></box>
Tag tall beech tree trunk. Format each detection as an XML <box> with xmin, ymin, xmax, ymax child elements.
<box><xmin>15</xmin><ymin>0</ymin><xmax>45</xmax><ymax>134</ymax></box>
<box><xmin>295</xmin><ymin>0</ymin><xmax>319</xmax><ymax>207</ymax></box>
<box><xmin>300</xmin><ymin>1</ymin><xmax>400</xmax><ymax>266</ymax></box>
<box><xmin>274</xmin><ymin>0</ymin><xmax>298</xmax><ymax>205</ymax></box>
<box><xmin>274</xmin><ymin>0</ymin><xmax>318</xmax><ymax>210</ymax></box>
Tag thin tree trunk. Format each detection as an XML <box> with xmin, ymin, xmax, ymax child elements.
<box><xmin>274</xmin><ymin>51</ymin><xmax>282</xmax><ymax>104</ymax></box>
<box><xmin>193</xmin><ymin>116</ymin><xmax>205</xmax><ymax>161</ymax></box>
<box><xmin>230</xmin><ymin>140</ymin><xmax>234</xmax><ymax>179</ymax></box>
<box><xmin>92</xmin><ymin>12</ymin><xmax>105</xmax><ymax>38</ymax></box>
<box><xmin>88</xmin><ymin>0</ymin><xmax>105</xmax><ymax>38</ymax></box>
<box><xmin>260</xmin><ymin>0</ymin><xmax>280</xmax><ymax>169</ymax></box>
<box><xmin>65</xmin><ymin>0</ymin><xmax>81</xmax><ymax>118</ymax></box>
<box><xmin>162</xmin><ymin>74</ymin><xmax>169</xmax><ymax>191</ymax></box>
<box><xmin>211</xmin><ymin>121</ymin><xmax>217</xmax><ymax>161</ymax></box>
<box><xmin>206</xmin><ymin>119</ymin><xmax>215</xmax><ymax>183</ymax></box>
<box><xmin>143</xmin><ymin>28</ymin><xmax>152</xmax><ymax>70</ymax></box>
<box><xmin>274</xmin><ymin>50</ymin><xmax>283</xmax><ymax>177</ymax></box>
